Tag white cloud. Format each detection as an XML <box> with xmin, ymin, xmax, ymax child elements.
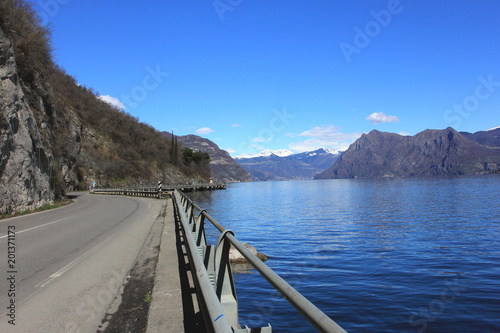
<box><xmin>300</xmin><ymin>125</ymin><xmax>341</xmax><ymax>137</ymax></box>
<box><xmin>366</xmin><ymin>112</ymin><xmax>399</xmax><ymax>124</ymax></box>
<box><xmin>224</xmin><ymin>148</ymin><xmax>236</xmax><ymax>154</ymax></box>
<box><xmin>195</xmin><ymin>127</ymin><xmax>214</xmax><ymax>135</ymax></box>
<box><xmin>245</xmin><ymin>144</ymin><xmax>265</xmax><ymax>151</ymax></box>
<box><xmin>289</xmin><ymin>125</ymin><xmax>362</xmax><ymax>153</ymax></box>
<box><xmin>98</xmin><ymin>95</ymin><xmax>125</xmax><ymax>110</ymax></box>
<box><xmin>399</xmin><ymin>131</ymin><xmax>411</xmax><ymax>136</ymax></box>
<box><xmin>253</xmin><ymin>137</ymin><xmax>271</xmax><ymax>143</ymax></box>
<box><xmin>231</xmin><ymin>124</ymin><xmax>243</xmax><ymax>128</ymax></box>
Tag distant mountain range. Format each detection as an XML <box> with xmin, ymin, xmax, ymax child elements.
<box><xmin>162</xmin><ymin>133</ymin><xmax>251</xmax><ymax>183</ymax></box>
<box><xmin>235</xmin><ymin>148</ymin><xmax>341</xmax><ymax>181</ymax></box>
<box><xmin>236</xmin><ymin>149</ymin><xmax>295</xmax><ymax>159</ymax></box>
<box><xmin>160</xmin><ymin>126</ymin><xmax>500</xmax><ymax>183</ymax></box>
<box><xmin>315</xmin><ymin>127</ymin><xmax>500</xmax><ymax>179</ymax></box>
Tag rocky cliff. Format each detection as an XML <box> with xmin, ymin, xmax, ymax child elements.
<box><xmin>315</xmin><ymin>127</ymin><xmax>500</xmax><ymax>179</ymax></box>
<box><xmin>0</xmin><ymin>27</ymin><xmax>54</xmax><ymax>213</ymax></box>
<box><xmin>168</xmin><ymin>134</ymin><xmax>251</xmax><ymax>183</ymax></box>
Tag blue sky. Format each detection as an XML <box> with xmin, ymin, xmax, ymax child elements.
<box><xmin>34</xmin><ymin>0</ymin><xmax>500</xmax><ymax>156</ymax></box>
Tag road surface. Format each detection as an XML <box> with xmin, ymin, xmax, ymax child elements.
<box><xmin>0</xmin><ymin>192</ymin><xmax>163</xmax><ymax>332</ymax></box>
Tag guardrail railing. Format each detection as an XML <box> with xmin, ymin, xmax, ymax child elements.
<box><xmin>173</xmin><ymin>189</ymin><xmax>347</xmax><ymax>333</ymax></box>
<box><xmin>92</xmin><ymin>183</ymin><xmax>226</xmax><ymax>198</ymax></box>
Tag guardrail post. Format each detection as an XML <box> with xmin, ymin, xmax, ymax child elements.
<box><xmin>187</xmin><ymin>202</ymin><xmax>195</xmax><ymax>225</ymax></box>
<box><xmin>214</xmin><ymin>230</ymin><xmax>239</xmax><ymax>329</ymax></box>
<box><xmin>193</xmin><ymin>211</ymin><xmax>207</xmax><ymax>251</ymax></box>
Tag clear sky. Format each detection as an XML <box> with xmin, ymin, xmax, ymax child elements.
<box><xmin>34</xmin><ymin>0</ymin><xmax>500</xmax><ymax>156</ymax></box>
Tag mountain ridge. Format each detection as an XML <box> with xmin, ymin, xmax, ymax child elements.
<box><xmin>236</xmin><ymin>148</ymin><xmax>341</xmax><ymax>181</ymax></box>
<box><xmin>460</xmin><ymin>127</ymin><xmax>500</xmax><ymax>148</ymax></box>
<box><xmin>235</xmin><ymin>149</ymin><xmax>294</xmax><ymax>159</ymax></box>
<box><xmin>315</xmin><ymin>127</ymin><xmax>500</xmax><ymax>179</ymax></box>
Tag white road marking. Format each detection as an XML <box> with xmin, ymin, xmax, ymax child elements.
<box><xmin>0</xmin><ymin>217</ymin><xmax>71</xmax><ymax>239</ymax></box>
<box><xmin>36</xmin><ymin>234</ymin><xmax>115</xmax><ymax>288</ymax></box>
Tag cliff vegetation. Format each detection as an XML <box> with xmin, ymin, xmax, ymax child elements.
<box><xmin>0</xmin><ymin>0</ymin><xmax>210</xmax><ymax>213</ymax></box>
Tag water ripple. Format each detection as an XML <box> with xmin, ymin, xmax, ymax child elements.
<box><xmin>188</xmin><ymin>175</ymin><xmax>500</xmax><ymax>332</ymax></box>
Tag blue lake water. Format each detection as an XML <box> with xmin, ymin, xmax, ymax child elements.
<box><xmin>187</xmin><ymin>175</ymin><xmax>500</xmax><ymax>332</ymax></box>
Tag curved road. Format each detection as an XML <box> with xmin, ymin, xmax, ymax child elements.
<box><xmin>0</xmin><ymin>193</ymin><xmax>163</xmax><ymax>332</ymax></box>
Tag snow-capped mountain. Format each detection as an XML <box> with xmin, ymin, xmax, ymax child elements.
<box><xmin>235</xmin><ymin>148</ymin><xmax>341</xmax><ymax>181</ymax></box>
<box><xmin>235</xmin><ymin>149</ymin><xmax>294</xmax><ymax>159</ymax></box>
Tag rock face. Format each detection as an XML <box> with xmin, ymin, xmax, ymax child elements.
<box><xmin>0</xmin><ymin>27</ymin><xmax>53</xmax><ymax>213</ymax></box>
<box><xmin>169</xmin><ymin>134</ymin><xmax>251</xmax><ymax>183</ymax></box>
<box><xmin>315</xmin><ymin>127</ymin><xmax>500</xmax><ymax>179</ymax></box>
<box><xmin>236</xmin><ymin>148</ymin><xmax>341</xmax><ymax>181</ymax></box>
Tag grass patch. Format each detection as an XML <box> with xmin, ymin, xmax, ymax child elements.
<box><xmin>161</xmin><ymin>203</ymin><xmax>167</xmax><ymax>218</ymax></box>
<box><xmin>0</xmin><ymin>198</ymin><xmax>72</xmax><ymax>220</ymax></box>
<box><xmin>144</xmin><ymin>292</ymin><xmax>152</xmax><ymax>303</ymax></box>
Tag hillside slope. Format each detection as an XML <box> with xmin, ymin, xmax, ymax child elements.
<box><xmin>315</xmin><ymin>128</ymin><xmax>500</xmax><ymax>179</ymax></box>
<box><xmin>0</xmin><ymin>2</ymin><xmax>208</xmax><ymax>213</ymax></box>
<box><xmin>166</xmin><ymin>133</ymin><xmax>251</xmax><ymax>183</ymax></box>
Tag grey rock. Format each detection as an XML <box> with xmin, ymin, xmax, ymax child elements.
<box><xmin>229</xmin><ymin>242</ymin><xmax>268</xmax><ymax>264</ymax></box>
<box><xmin>60</xmin><ymin>110</ymin><xmax>82</xmax><ymax>191</ymax></box>
<box><xmin>0</xmin><ymin>27</ymin><xmax>53</xmax><ymax>213</ymax></box>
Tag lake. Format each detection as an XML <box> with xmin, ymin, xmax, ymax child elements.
<box><xmin>187</xmin><ymin>175</ymin><xmax>500</xmax><ymax>332</ymax></box>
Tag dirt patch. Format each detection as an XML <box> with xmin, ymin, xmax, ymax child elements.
<box><xmin>98</xmin><ymin>204</ymin><xmax>165</xmax><ymax>333</ymax></box>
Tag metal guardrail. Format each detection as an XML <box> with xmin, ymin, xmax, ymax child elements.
<box><xmin>93</xmin><ymin>187</ymin><xmax>164</xmax><ymax>198</ymax></box>
<box><xmin>173</xmin><ymin>189</ymin><xmax>348</xmax><ymax>333</ymax></box>
<box><xmin>92</xmin><ymin>183</ymin><xmax>226</xmax><ymax>198</ymax></box>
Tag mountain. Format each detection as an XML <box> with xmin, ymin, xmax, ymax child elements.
<box><xmin>0</xmin><ymin>2</ymin><xmax>209</xmax><ymax>214</ymax></box>
<box><xmin>460</xmin><ymin>127</ymin><xmax>500</xmax><ymax>148</ymax></box>
<box><xmin>315</xmin><ymin>127</ymin><xmax>500</xmax><ymax>179</ymax></box>
<box><xmin>236</xmin><ymin>149</ymin><xmax>294</xmax><ymax>159</ymax></box>
<box><xmin>294</xmin><ymin>148</ymin><xmax>340</xmax><ymax>171</ymax></box>
<box><xmin>165</xmin><ymin>134</ymin><xmax>251</xmax><ymax>183</ymax></box>
<box><xmin>235</xmin><ymin>148</ymin><xmax>341</xmax><ymax>181</ymax></box>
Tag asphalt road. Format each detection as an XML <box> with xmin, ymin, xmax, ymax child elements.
<box><xmin>0</xmin><ymin>192</ymin><xmax>163</xmax><ymax>332</ymax></box>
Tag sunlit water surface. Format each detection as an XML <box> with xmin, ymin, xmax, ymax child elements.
<box><xmin>188</xmin><ymin>175</ymin><xmax>500</xmax><ymax>332</ymax></box>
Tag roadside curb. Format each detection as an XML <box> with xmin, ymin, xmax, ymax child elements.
<box><xmin>98</xmin><ymin>199</ymin><xmax>165</xmax><ymax>332</ymax></box>
<box><xmin>146</xmin><ymin>198</ymin><xmax>185</xmax><ymax>332</ymax></box>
